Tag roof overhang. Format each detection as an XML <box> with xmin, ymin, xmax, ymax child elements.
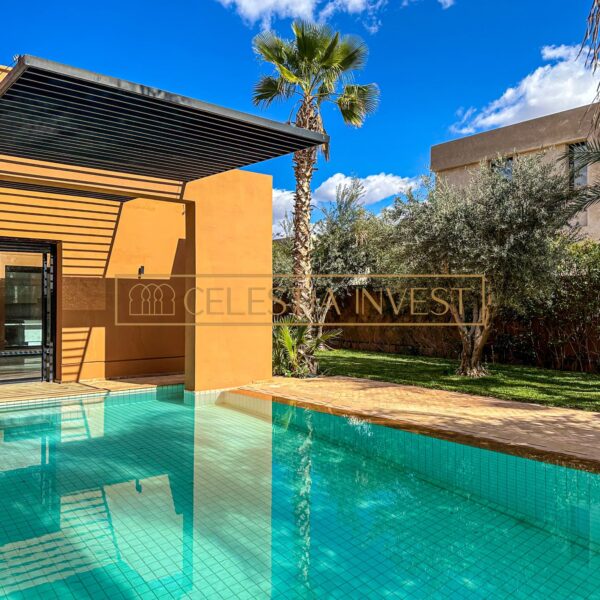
<box><xmin>430</xmin><ymin>103</ymin><xmax>598</xmax><ymax>173</ymax></box>
<box><xmin>0</xmin><ymin>55</ymin><xmax>327</xmax><ymax>183</ymax></box>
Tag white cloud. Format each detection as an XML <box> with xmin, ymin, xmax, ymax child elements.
<box><xmin>272</xmin><ymin>171</ymin><xmax>417</xmax><ymax>235</ymax></box>
<box><xmin>314</xmin><ymin>172</ymin><xmax>419</xmax><ymax>205</ymax></box>
<box><xmin>451</xmin><ymin>44</ymin><xmax>599</xmax><ymax>135</ymax></box>
<box><xmin>216</xmin><ymin>0</ymin><xmax>451</xmax><ymax>30</ymax></box>
<box><xmin>402</xmin><ymin>0</ymin><xmax>455</xmax><ymax>9</ymax></box>
<box><xmin>272</xmin><ymin>187</ymin><xmax>294</xmax><ymax>237</ymax></box>
<box><xmin>216</xmin><ymin>0</ymin><xmax>385</xmax><ymax>29</ymax></box>
<box><xmin>217</xmin><ymin>0</ymin><xmax>315</xmax><ymax>27</ymax></box>
<box><xmin>540</xmin><ymin>44</ymin><xmax>577</xmax><ymax>61</ymax></box>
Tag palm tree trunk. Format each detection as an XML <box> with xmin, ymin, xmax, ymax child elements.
<box><xmin>293</xmin><ymin>410</ymin><xmax>313</xmax><ymax>595</ymax></box>
<box><xmin>292</xmin><ymin>99</ymin><xmax>319</xmax><ymax>323</ymax></box>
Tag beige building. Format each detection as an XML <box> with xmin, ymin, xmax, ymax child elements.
<box><xmin>430</xmin><ymin>104</ymin><xmax>600</xmax><ymax>240</ymax></box>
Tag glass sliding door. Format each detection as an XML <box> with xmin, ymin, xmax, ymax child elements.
<box><xmin>0</xmin><ymin>241</ymin><xmax>55</xmax><ymax>383</ymax></box>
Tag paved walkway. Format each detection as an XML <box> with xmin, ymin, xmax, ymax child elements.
<box><xmin>245</xmin><ymin>376</ymin><xmax>600</xmax><ymax>473</ymax></box>
<box><xmin>0</xmin><ymin>374</ymin><xmax>184</xmax><ymax>403</ymax></box>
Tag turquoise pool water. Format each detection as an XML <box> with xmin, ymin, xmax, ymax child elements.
<box><xmin>0</xmin><ymin>386</ymin><xmax>599</xmax><ymax>599</ymax></box>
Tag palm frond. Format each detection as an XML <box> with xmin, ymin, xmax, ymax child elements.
<box><xmin>335</xmin><ymin>37</ymin><xmax>369</xmax><ymax>72</ymax></box>
<box><xmin>280</xmin><ymin>325</ymin><xmax>296</xmax><ymax>356</ymax></box>
<box><xmin>308</xmin><ymin>328</ymin><xmax>341</xmax><ymax>353</ymax></box>
<box><xmin>581</xmin><ymin>1</ymin><xmax>600</xmax><ymax>127</ymax></box>
<box><xmin>566</xmin><ymin>138</ymin><xmax>600</xmax><ymax>170</ymax></box>
<box><xmin>320</xmin><ymin>32</ymin><xmax>340</xmax><ymax>67</ymax></box>
<box><xmin>292</xmin><ymin>20</ymin><xmax>335</xmax><ymax>62</ymax></box>
<box><xmin>573</xmin><ymin>182</ymin><xmax>600</xmax><ymax>213</ymax></box>
<box><xmin>336</xmin><ymin>83</ymin><xmax>380</xmax><ymax>126</ymax></box>
<box><xmin>583</xmin><ymin>0</ymin><xmax>600</xmax><ymax>72</ymax></box>
<box><xmin>253</xmin><ymin>31</ymin><xmax>290</xmax><ymax>66</ymax></box>
<box><xmin>316</xmin><ymin>79</ymin><xmax>336</xmax><ymax>102</ymax></box>
<box><xmin>252</xmin><ymin>75</ymin><xmax>295</xmax><ymax>107</ymax></box>
<box><xmin>275</xmin><ymin>64</ymin><xmax>302</xmax><ymax>85</ymax></box>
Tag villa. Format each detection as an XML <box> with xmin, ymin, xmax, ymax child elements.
<box><xmin>431</xmin><ymin>103</ymin><xmax>600</xmax><ymax>240</ymax></box>
<box><xmin>0</xmin><ymin>55</ymin><xmax>324</xmax><ymax>390</ymax></box>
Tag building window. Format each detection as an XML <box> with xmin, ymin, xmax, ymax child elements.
<box><xmin>569</xmin><ymin>142</ymin><xmax>588</xmax><ymax>188</ymax></box>
<box><xmin>492</xmin><ymin>156</ymin><xmax>513</xmax><ymax>179</ymax></box>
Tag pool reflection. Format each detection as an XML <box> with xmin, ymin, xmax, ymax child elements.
<box><xmin>1</xmin><ymin>388</ymin><xmax>600</xmax><ymax>599</ymax></box>
<box><xmin>0</xmin><ymin>390</ymin><xmax>274</xmax><ymax>599</ymax></box>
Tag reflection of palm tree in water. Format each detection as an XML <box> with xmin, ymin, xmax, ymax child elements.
<box><xmin>293</xmin><ymin>410</ymin><xmax>314</xmax><ymax>597</ymax></box>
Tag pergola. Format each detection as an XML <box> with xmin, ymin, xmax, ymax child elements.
<box><xmin>0</xmin><ymin>55</ymin><xmax>324</xmax><ymax>188</ymax></box>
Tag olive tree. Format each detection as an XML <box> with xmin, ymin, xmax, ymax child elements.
<box><xmin>387</xmin><ymin>154</ymin><xmax>584</xmax><ymax>376</ymax></box>
<box><xmin>312</xmin><ymin>179</ymin><xmax>387</xmax><ymax>333</ymax></box>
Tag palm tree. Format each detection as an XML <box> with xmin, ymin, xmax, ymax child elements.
<box><xmin>583</xmin><ymin>1</ymin><xmax>600</xmax><ymax>77</ymax></box>
<box><xmin>571</xmin><ymin>5</ymin><xmax>600</xmax><ymax>209</ymax></box>
<box><xmin>569</xmin><ymin>141</ymin><xmax>600</xmax><ymax>208</ymax></box>
<box><xmin>253</xmin><ymin>21</ymin><xmax>379</xmax><ymax>326</ymax></box>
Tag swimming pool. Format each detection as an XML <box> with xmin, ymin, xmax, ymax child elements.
<box><xmin>0</xmin><ymin>385</ymin><xmax>599</xmax><ymax>599</ymax></box>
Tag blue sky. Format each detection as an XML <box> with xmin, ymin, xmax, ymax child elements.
<box><xmin>0</xmin><ymin>0</ymin><xmax>595</xmax><ymax>233</ymax></box>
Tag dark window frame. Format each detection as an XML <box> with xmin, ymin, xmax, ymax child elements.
<box><xmin>569</xmin><ymin>141</ymin><xmax>589</xmax><ymax>189</ymax></box>
<box><xmin>0</xmin><ymin>237</ymin><xmax>57</xmax><ymax>382</ymax></box>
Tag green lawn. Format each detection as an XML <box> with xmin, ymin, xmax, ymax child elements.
<box><xmin>316</xmin><ymin>349</ymin><xmax>600</xmax><ymax>411</ymax></box>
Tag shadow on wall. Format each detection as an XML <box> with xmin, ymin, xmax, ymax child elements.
<box><xmin>0</xmin><ymin>186</ymin><xmax>187</xmax><ymax>381</ymax></box>
<box><xmin>63</xmin><ymin>234</ymin><xmax>187</xmax><ymax>381</ymax></box>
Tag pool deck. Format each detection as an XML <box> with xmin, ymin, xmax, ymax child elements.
<box><xmin>0</xmin><ymin>374</ymin><xmax>185</xmax><ymax>403</ymax></box>
<box><xmin>1</xmin><ymin>373</ymin><xmax>599</xmax><ymax>473</ymax></box>
<box><xmin>244</xmin><ymin>376</ymin><xmax>600</xmax><ymax>473</ymax></box>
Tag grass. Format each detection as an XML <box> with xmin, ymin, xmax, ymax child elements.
<box><xmin>316</xmin><ymin>349</ymin><xmax>600</xmax><ymax>411</ymax></box>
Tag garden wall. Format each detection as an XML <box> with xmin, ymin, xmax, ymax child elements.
<box><xmin>329</xmin><ymin>294</ymin><xmax>600</xmax><ymax>373</ymax></box>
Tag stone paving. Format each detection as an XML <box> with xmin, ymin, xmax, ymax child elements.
<box><xmin>245</xmin><ymin>376</ymin><xmax>600</xmax><ymax>472</ymax></box>
<box><xmin>0</xmin><ymin>374</ymin><xmax>185</xmax><ymax>403</ymax></box>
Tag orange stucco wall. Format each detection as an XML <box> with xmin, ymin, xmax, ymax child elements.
<box><xmin>0</xmin><ymin>164</ymin><xmax>273</xmax><ymax>390</ymax></box>
<box><xmin>0</xmin><ymin>61</ymin><xmax>274</xmax><ymax>388</ymax></box>
<box><xmin>0</xmin><ymin>185</ymin><xmax>187</xmax><ymax>381</ymax></box>
<box><xmin>183</xmin><ymin>170</ymin><xmax>273</xmax><ymax>392</ymax></box>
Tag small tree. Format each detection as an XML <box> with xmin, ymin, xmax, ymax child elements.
<box><xmin>388</xmin><ymin>155</ymin><xmax>584</xmax><ymax>377</ymax></box>
<box><xmin>312</xmin><ymin>179</ymin><xmax>383</xmax><ymax>335</ymax></box>
<box><xmin>273</xmin><ymin>180</ymin><xmax>387</xmax><ymax>342</ymax></box>
<box><xmin>273</xmin><ymin>214</ymin><xmax>294</xmax><ymax>281</ymax></box>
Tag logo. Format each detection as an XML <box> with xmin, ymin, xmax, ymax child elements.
<box><xmin>128</xmin><ymin>283</ymin><xmax>176</xmax><ymax>316</ymax></box>
<box><xmin>116</xmin><ymin>274</ymin><xmax>486</xmax><ymax>327</ymax></box>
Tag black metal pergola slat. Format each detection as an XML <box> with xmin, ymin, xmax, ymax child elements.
<box><xmin>0</xmin><ymin>179</ymin><xmax>133</xmax><ymax>202</ymax></box>
<box><xmin>0</xmin><ymin>96</ymin><xmax>291</xmax><ymax>167</ymax></box>
<box><xmin>5</xmin><ymin>76</ymin><xmax>310</xmax><ymax>158</ymax></box>
<box><xmin>0</xmin><ymin>135</ymin><xmax>217</xmax><ymax>181</ymax></box>
<box><xmin>15</xmin><ymin>69</ymin><xmax>314</xmax><ymax>151</ymax></box>
<box><xmin>0</xmin><ymin>114</ymin><xmax>241</xmax><ymax>177</ymax></box>
<box><xmin>0</xmin><ymin>55</ymin><xmax>326</xmax><ymax>185</ymax></box>
<box><xmin>0</xmin><ymin>103</ymin><xmax>292</xmax><ymax>179</ymax></box>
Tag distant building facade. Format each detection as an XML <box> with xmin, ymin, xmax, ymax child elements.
<box><xmin>430</xmin><ymin>104</ymin><xmax>600</xmax><ymax>240</ymax></box>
